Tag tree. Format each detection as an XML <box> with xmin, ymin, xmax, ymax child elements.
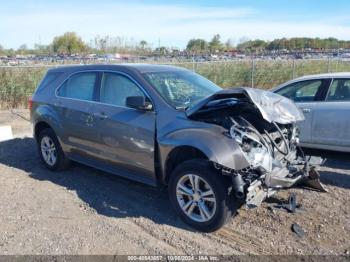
<box><xmin>186</xmin><ymin>39</ymin><xmax>208</xmax><ymax>53</ymax></box>
<box><xmin>225</xmin><ymin>39</ymin><xmax>235</xmax><ymax>51</ymax></box>
<box><xmin>209</xmin><ymin>34</ymin><xmax>223</xmax><ymax>53</ymax></box>
<box><xmin>140</xmin><ymin>40</ymin><xmax>148</xmax><ymax>49</ymax></box>
<box><xmin>34</xmin><ymin>43</ymin><xmax>51</xmax><ymax>55</ymax></box>
<box><xmin>93</xmin><ymin>35</ymin><xmax>109</xmax><ymax>53</ymax></box>
<box><xmin>52</xmin><ymin>32</ymin><xmax>87</xmax><ymax>55</ymax></box>
<box><xmin>237</xmin><ymin>39</ymin><xmax>267</xmax><ymax>52</ymax></box>
<box><xmin>18</xmin><ymin>44</ymin><xmax>28</xmax><ymax>55</ymax></box>
<box><xmin>155</xmin><ymin>46</ymin><xmax>168</xmax><ymax>55</ymax></box>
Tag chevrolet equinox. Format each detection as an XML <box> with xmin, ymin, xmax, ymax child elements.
<box><xmin>30</xmin><ymin>64</ymin><xmax>325</xmax><ymax>232</ymax></box>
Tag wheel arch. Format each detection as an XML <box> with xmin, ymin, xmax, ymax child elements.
<box><xmin>32</xmin><ymin>104</ymin><xmax>63</xmax><ymax>141</ymax></box>
<box><xmin>163</xmin><ymin>145</ymin><xmax>209</xmax><ymax>184</ymax></box>
<box><xmin>34</xmin><ymin>121</ymin><xmax>53</xmax><ymax>141</ymax></box>
<box><xmin>157</xmin><ymin>128</ymin><xmax>251</xmax><ymax>185</ymax></box>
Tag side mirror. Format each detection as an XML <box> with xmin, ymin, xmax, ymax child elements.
<box><xmin>126</xmin><ymin>96</ymin><xmax>153</xmax><ymax>111</ymax></box>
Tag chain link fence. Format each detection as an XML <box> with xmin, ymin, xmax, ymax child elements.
<box><xmin>1</xmin><ymin>58</ymin><xmax>350</xmax><ymax>108</ymax></box>
<box><xmin>175</xmin><ymin>58</ymin><xmax>350</xmax><ymax>88</ymax></box>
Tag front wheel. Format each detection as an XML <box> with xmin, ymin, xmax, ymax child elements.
<box><xmin>169</xmin><ymin>159</ymin><xmax>237</xmax><ymax>232</ymax></box>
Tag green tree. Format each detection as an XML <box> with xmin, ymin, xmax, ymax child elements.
<box><xmin>52</xmin><ymin>32</ymin><xmax>87</xmax><ymax>55</ymax></box>
<box><xmin>237</xmin><ymin>39</ymin><xmax>267</xmax><ymax>52</ymax></box>
<box><xmin>155</xmin><ymin>46</ymin><xmax>168</xmax><ymax>55</ymax></box>
<box><xmin>209</xmin><ymin>34</ymin><xmax>223</xmax><ymax>53</ymax></box>
<box><xmin>140</xmin><ymin>40</ymin><xmax>148</xmax><ymax>49</ymax></box>
<box><xmin>186</xmin><ymin>38</ymin><xmax>208</xmax><ymax>53</ymax></box>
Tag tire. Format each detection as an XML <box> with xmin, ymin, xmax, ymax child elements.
<box><xmin>168</xmin><ymin>159</ymin><xmax>237</xmax><ymax>232</ymax></box>
<box><xmin>37</xmin><ymin>128</ymin><xmax>70</xmax><ymax>171</ymax></box>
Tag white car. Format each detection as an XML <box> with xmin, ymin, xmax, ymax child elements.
<box><xmin>272</xmin><ymin>72</ymin><xmax>350</xmax><ymax>152</ymax></box>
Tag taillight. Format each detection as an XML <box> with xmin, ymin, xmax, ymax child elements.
<box><xmin>28</xmin><ymin>97</ymin><xmax>33</xmax><ymax>111</ymax></box>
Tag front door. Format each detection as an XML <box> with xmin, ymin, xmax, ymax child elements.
<box><xmin>93</xmin><ymin>72</ymin><xmax>156</xmax><ymax>182</ymax></box>
<box><xmin>275</xmin><ymin>79</ymin><xmax>330</xmax><ymax>144</ymax></box>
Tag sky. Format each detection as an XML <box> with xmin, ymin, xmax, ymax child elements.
<box><xmin>1</xmin><ymin>0</ymin><xmax>350</xmax><ymax>49</ymax></box>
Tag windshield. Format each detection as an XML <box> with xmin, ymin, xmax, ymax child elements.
<box><xmin>143</xmin><ymin>70</ymin><xmax>221</xmax><ymax>109</ymax></box>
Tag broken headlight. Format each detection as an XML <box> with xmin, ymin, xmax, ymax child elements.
<box><xmin>230</xmin><ymin>124</ymin><xmax>273</xmax><ymax>173</ymax></box>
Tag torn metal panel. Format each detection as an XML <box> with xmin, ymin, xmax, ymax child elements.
<box><xmin>188</xmin><ymin>87</ymin><xmax>325</xmax><ymax>208</ymax></box>
<box><xmin>186</xmin><ymin>87</ymin><xmax>304</xmax><ymax>124</ymax></box>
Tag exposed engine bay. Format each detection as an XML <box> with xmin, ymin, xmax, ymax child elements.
<box><xmin>187</xmin><ymin>88</ymin><xmax>326</xmax><ymax>207</ymax></box>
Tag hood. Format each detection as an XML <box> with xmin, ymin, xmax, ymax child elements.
<box><xmin>186</xmin><ymin>87</ymin><xmax>304</xmax><ymax>124</ymax></box>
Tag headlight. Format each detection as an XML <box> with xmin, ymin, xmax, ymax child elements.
<box><xmin>230</xmin><ymin>124</ymin><xmax>272</xmax><ymax>173</ymax></box>
<box><xmin>245</xmin><ymin>147</ymin><xmax>272</xmax><ymax>173</ymax></box>
<box><xmin>291</xmin><ymin>125</ymin><xmax>300</xmax><ymax>145</ymax></box>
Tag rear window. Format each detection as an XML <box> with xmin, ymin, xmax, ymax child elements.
<box><xmin>36</xmin><ymin>71</ymin><xmax>63</xmax><ymax>93</ymax></box>
<box><xmin>326</xmin><ymin>79</ymin><xmax>350</xmax><ymax>101</ymax></box>
<box><xmin>57</xmin><ymin>72</ymin><xmax>97</xmax><ymax>101</ymax></box>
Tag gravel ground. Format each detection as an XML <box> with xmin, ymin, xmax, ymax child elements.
<box><xmin>0</xmin><ymin>109</ymin><xmax>349</xmax><ymax>255</ymax></box>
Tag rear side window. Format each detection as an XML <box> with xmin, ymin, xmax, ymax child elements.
<box><xmin>36</xmin><ymin>71</ymin><xmax>63</xmax><ymax>93</ymax></box>
<box><xmin>326</xmin><ymin>79</ymin><xmax>350</xmax><ymax>101</ymax></box>
<box><xmin>57</xmin><ymin>72</ymin><xmax>97</xmax><ymax>101</ymax></box>
<box><xmin>276</xmin><ymin>80</ymin><xmax>323</xmax><ymax>102</ymax></box>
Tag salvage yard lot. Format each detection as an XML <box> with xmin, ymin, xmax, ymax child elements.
<box><xmin>0</xmin><ymin>109</ymin><xmax>349</xmax><ymax>255</ymax></box>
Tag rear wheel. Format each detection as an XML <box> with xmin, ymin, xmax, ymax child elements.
<box><xmin>38</xmin><ymin>128</ymin><xmax>70</xmax><ymax>171</ymax></box>
<box><xmin>169</xmin><ymin>159</ymin><xmax>237</xmax><ymax>232</ymax></box>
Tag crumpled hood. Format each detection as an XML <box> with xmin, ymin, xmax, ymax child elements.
<box><xmin>186</xmin><ymin>87</ymin><xmax>304</xmax><ymax>124</ymax></box>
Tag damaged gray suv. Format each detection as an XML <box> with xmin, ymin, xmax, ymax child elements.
<box><xmin>31</xmin><ymin>64</ymin><xmax>325</xmax><ymax>232</ymax></box>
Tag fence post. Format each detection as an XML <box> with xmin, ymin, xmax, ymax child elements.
<box><xmin>192</xmin><ymin>57</ymin><xmax>195</xmax><ymax>72</ymax></box>
<box><xmin>292</xmin><ymin>59</ymin><xmax>296</xmax><ymax>79</ymax></box>
<box><xmin>327</xmin><ymin>57</ymin><xmax>331</xmax><ymax>73</ymax></box>
<box><xmin>336</xmin><ymin>57</ymin><xmax>339</xmax><ymax>72</ymax></box>
<box><xmin>251</xmin><ymin>59</ymin><xmax>255</xmax><ymax>88</ymax></box>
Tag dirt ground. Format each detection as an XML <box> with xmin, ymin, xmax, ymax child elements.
<box><xmin>0</xmin><ymin>109</ymin><xmax>349</xmax><ymax>255</ymax></box>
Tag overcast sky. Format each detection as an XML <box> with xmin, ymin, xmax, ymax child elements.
<box><xmin>1</xmin><ymin>0</ymin><xmax>350</xmax><ymax>49</ymax></box>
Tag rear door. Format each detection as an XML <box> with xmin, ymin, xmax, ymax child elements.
<box><xmin>275</xmin><ymin>79</ymin><xmax>330</xmax><ymax>143</ymax></box>
<box><xmin>311</xmin><ymin>78</ymin><xmax>350</xmax><ymax>147</ymax></box>
<box><xmin>93</xmin><ymin>72</ymin><xmax>156</xmax><ymax>183</ymax></box>
<box><xmin>55</xmin><ymin>71</ymin><xmax>100</xmax><ymax>158</ymax></box>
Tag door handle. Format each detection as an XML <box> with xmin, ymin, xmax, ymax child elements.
<box><xmin>93</xmin><ymin>112</ymin><xmax>108</xmax><ymax>120</ymax></box>
<box><xmin>301</xmin><ymin>108</ymin><xmax>311</xmax><ymax>113</ymax></box>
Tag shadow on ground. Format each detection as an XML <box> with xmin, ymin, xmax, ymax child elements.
<box><xmin>0</xmin><ymin>138</ymin><xmax>349</xmax><ymax>229</ymax></box>
<box><xmin>303</xmin><ymin>147</ymin><xmax>350</xmax><ymax>189</ymax></box>
<box><xmin>0</xmin><ymin>137</ymin><xmax>192</xmax><ymax>230</ymax></box>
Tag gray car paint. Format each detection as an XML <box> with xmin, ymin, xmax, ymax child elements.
<box><xmin>272</xmin><ymin>73</ymin><xmax>350</xmax><ymax>152</ymax></box>
<box><xmin>31</xmin><ymin>64</ymin><xmax>299</xmax><ymax>187</ymax></box>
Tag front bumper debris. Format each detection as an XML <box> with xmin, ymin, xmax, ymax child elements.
<box><xmin>245</xmin><ymin>162</ymin><xmax>326</xmax><ymax>208</ymax></box>
<box><xmin>300</xmin><ymin>166</ymin><xmax>327</xmax><ymax>192</ymax></box>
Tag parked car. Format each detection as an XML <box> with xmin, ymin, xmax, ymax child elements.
<box><xmin>272</xmin><ymin>73</ymin><xmax>350</xmax><ymax>152</ymax></box>
<box><xmin>30</xmin><ymin>65</ymin><xmax>324</xmax><ymax>232</ymax></box>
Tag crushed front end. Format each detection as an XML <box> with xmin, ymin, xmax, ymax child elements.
<box><xmin>223</xmin><ymin>116</ymin><xmax>326</xmax><ymax>208</ymax></box>
<box><xmin>187</xmin><ymin>87</ymin><xmax>326</xmax><ymax>208</ymax></box>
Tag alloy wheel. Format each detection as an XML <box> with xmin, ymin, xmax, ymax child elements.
<box><xmin>40</xmin><ymin>136</ymin><xmax>57</xmax><ymax>166</ymax></box>
<box><xmin>176</xmin><ymin>174</ymin><xmax>217</xmax><ymax>222</ymax></box>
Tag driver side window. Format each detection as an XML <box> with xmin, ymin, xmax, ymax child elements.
<box><xmin>100</xmin><ymin>73</ymin><xmax>144</xmax><ymax>107</ymax></box>
<box><xmin>276</xmin><ymin>80</ymin><xmax>323</xmax><ymax>102</ymax></box>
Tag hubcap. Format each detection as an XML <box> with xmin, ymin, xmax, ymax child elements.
<box><xmin>40</xmin><ymin>136</ymin><xmax>57</xmax><ymax>166</ymax></box>
<box><xmin>176</xmin><ymin>174</ymin><xmax>217</xmax><ymax>222</ymax></box>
